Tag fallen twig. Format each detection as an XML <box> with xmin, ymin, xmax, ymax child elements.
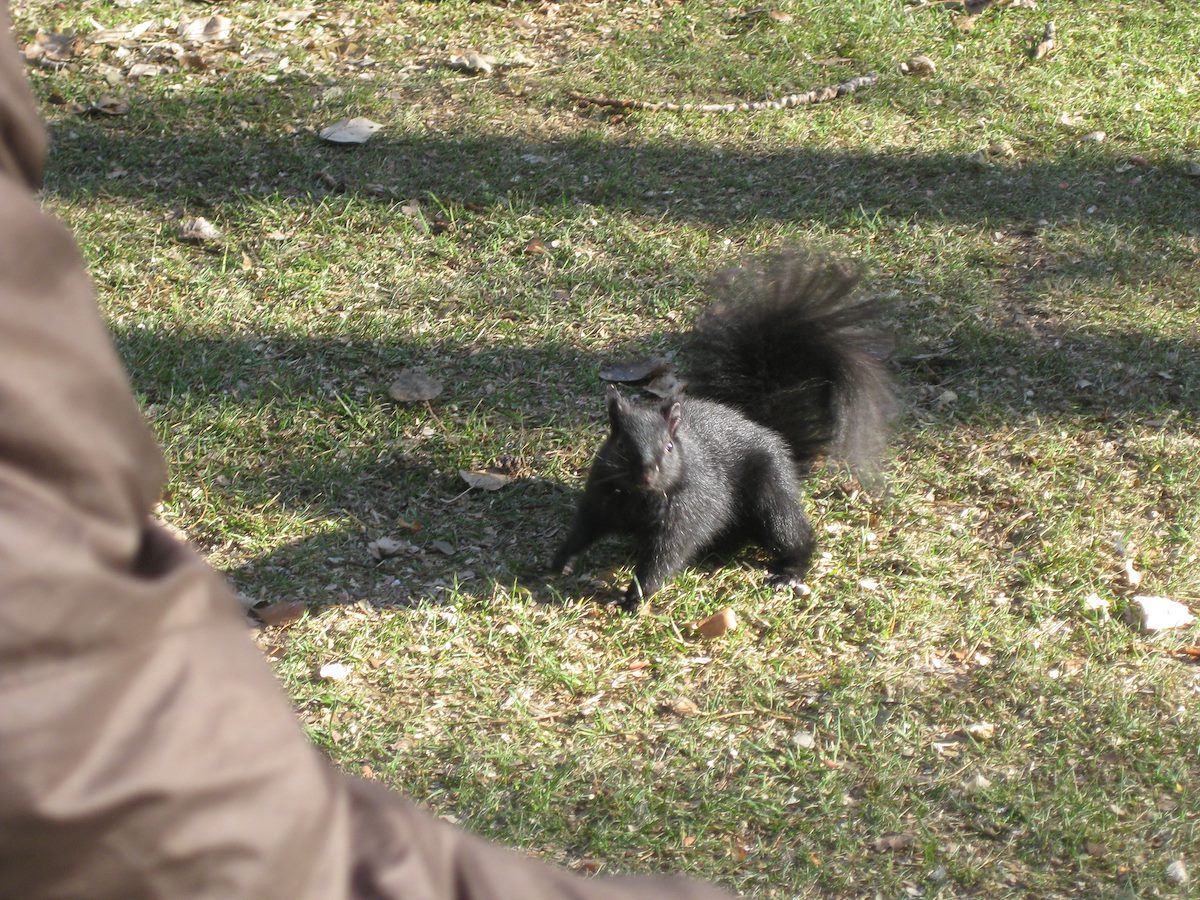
<box><xmin>568</xmin><ymin>72</ymin><xmax>878</xmax><ymax>114</ymax></box>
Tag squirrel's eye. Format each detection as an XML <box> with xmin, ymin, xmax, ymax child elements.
<box><xmin>665</xmin><ymin>441</ymin><xmax>674</xmax><ymax>452</ymax></box>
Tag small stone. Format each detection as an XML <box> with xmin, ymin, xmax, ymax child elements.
<box><xmin>1127</xmin><ymin>595</ymin><xmax>1195</xmax><ymax>632</ymax></box>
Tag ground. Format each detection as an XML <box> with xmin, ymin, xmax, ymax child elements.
<box><xmin>12</xmin><ymin>0</ymin><xmax>1200</xmax><ymax>895</ymax></box>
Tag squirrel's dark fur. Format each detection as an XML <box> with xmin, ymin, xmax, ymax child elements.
<box><xmin>552</xmin><ymin>251</ymin><xmax>897</xmax><ymax>611</ymax></box>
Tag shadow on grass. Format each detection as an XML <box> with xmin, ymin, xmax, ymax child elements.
<box><xmin>114</xmin><ymin>320</ymin><xmax>1198</xmax><ymax>611</ymax></box>
<box><xmin>46</xmin><ymin>116</ymin><xmax>1197</xmax><ymax>235</ymax></box>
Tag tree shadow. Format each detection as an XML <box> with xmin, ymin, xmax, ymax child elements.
<box><xmin>45</xmin><ymin>112</ymin><xmax>1196</xmax><ymax>235</ymax></box>
<box><xmin>113</xmin><ymin>308</ymin><xmax>1198</xmax><ymax>613</ymax></box>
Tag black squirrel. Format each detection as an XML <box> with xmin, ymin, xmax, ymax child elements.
<box><xmin>551</xmin><ymin>251</ymin><xmax>897</xmax><ymax>611</ymax></box>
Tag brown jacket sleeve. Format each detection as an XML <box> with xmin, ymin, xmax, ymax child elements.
<box><xmin>0</xmin><ymin>7</ymin><xmax>732</xmax><ymax>898</ymax></box>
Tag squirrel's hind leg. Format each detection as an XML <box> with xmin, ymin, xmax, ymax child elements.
<box><xmin>749</xmin><ymin>478</ymin><xmax>815</xmax><ymax>585</ymax></box>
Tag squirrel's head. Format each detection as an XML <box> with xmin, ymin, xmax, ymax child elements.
<box><xmin>604</xmin><ymin>386</ymin><xmax>683</xmax><ymax>491</ymax></box>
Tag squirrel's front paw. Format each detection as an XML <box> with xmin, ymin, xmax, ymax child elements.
<box><xmin>768</xmin><ymin>574</ymin><xmax>812</xmax><ymax>597</ymax></box>
<box><xmin>617</xmin><ymin>587</ymin><xmax>643</xmax><ymax>614</ymax></box>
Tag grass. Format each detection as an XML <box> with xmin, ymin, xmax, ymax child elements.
<box><xmin>12</xmin><ymin>0</ymin><xmax>1200</xmax><ymax>894</ymax></box>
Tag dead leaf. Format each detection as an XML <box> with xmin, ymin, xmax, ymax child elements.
<box><xmin>1169</xmin><ymin>646</ymin><xmax>1200</xmax><ymax>662</ymax></box>
<box><xmin>988</xmin><ymin>139</ymin><xmax>1016</xmax><ymax>158</ymax></box>
<box><xmin>522</xmin><ymin>238</ymin><xmax>548</xmax><ymax>256</ymax></box>
<box><xmin>318</xmin><ymin>662</ymin><xmax>352</xmax><ymax>681</ymax></box>
<box><xmin>318</xmin><ymin>171</ymin><xmax>346</xmax><ymax>192</ymax></box>
<box><xmin>644</xmin><ymin>371</ymin><xmax>685</xmax><ymax>398</ymax></box>
<box><xmin>92</xmin><ymin>96</ymin><xmax>130</xmax><ymax>115</ymax></box>
<box><xmin>729</xmin><ymin>835</ymin><xmax>751</xmax><ymax>861</ymax></box>
<box><xmin>668</xmin><ymin>697</ymin><xmax>701</xmax><ymax>717</ymax></box>
<box><xmin>1078</xmin><ymin>130</ymin><xmax>1106</xmax><ymax>144</ymax></box>
<box><xmin>599</xmin><ymin>356</ymin><xmax>673</xmax><ymax>384</ymax></box>
<box><xmin>966</xmin><ymin>721</ymin><xmax>996</xmax><ymax>741</ymax></box>
<box><xmin>71</xmin><ymin>96</ymin><xmax>130</xmax><ymax>117</ymax></box>
<box><xmin>459</xmin><ymin>469</ymin><xmax>511</xmax><ymax>491</ymax></box>
<box><xmin>275</xmin><ymin>8</ymin><xmax>315</xmax><ymax>25</ymax></box>
<box><xmin>387</xmin><ymin>370</ymin><xmax>442</xmax><ymax>403</ymax></box>
<box><xmin>178</xmin><ymin>15</ymin><xmax>232</xmax><ymax>43</ymax></box>
<box><xmin>1032</xmin><ymin>20</ymin><xmax>1056</xmax><ymax>59</ymax></box>
<box><xmin>447</xmin><ymin>50</ymin><xmax>496</xmax><ymax>75</ymax></box>
<box><xmin>367</xmin><ymin>536</ymin><xmax>412</xmax><ymax>560</ymax></box>
<box><xmin>898</xmin><ymin>55</ymin><xmax>936</xmax><ymax>76</ymax></box>
<box><xmin>872</xmin><ymin>832</ymin><xmax>914</xmax><ymax>852</ymax></box>
<box><xmin>25</xmin><ymin>30</ymin><xmax>75</xmax><ymax>64</ymax></box>
<box><xmin>127</xmin><ymin>63</ymin><xmax>169</xmax><ymax>79</ymax></box>
<box><xmin>178</xmin><ymin>216</ymin><xmax>222</xmax><ymax>243</ymax></box>
<box><xmin>255</xmin><ymin>600</ymin><xmax>307</xmax><ymax>628</ymax></box>
<box><xmin>571</xmin><ymin>859</ymin><xmax>605</xmax><ymax>875</ymax></box>
<box><xmin>691</xmin><ymin>607</ymin><xmax>738</xmax><ymax>638</ymax></box>
<box><xmin>179</xmin><ymin>51</ymin><xmax>207</xmax><ymax>71</ymax></box>
<box><xmin>399</xmin><ymin>200</ymin><xmax>430</xmax><ymax>232</ymax></box>
<box><xmin>962</xmin><ymin>772</ymin><xmax>992</xmax><ymax>793</ymax></box>
<box><xmin>1166</xmin><ymin>860</ymin><xmax>1189</xmax><ymax>885</ymax></box>
<box><xmin>89</xmin><ymin>21</ymin><xmax>155</xmax><ymax>44</ymax></box>
<box><xmin>430</xmin><ymin>540</ymin><xmax>455</xmax><ymax>556</ymax></box>
<box><xmin>319</xmin><ymin>117</ymin><xmax>383</xmax><ymax>144</ymax></box>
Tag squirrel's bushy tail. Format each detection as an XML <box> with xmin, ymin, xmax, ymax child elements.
<box><xmin>686</xmin><ymin>251</ymin><xmax>896</xmax><ymax>474</ymax></box>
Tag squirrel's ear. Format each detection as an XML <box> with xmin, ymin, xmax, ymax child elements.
<box><xmin>606</xmin><ymin>385</ymin><xmax>627</xmax><ymax>431</ymax></box>
<box><xmin>662</xmin><ymin>400</ymin><xmax>683</xmax><ymax>438</ymax></box>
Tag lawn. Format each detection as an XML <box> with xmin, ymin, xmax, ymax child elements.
<box><xmin>12</xmin><ymin>0</ymin><xmax>1200</xmax><ymax>894</ymax></box>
